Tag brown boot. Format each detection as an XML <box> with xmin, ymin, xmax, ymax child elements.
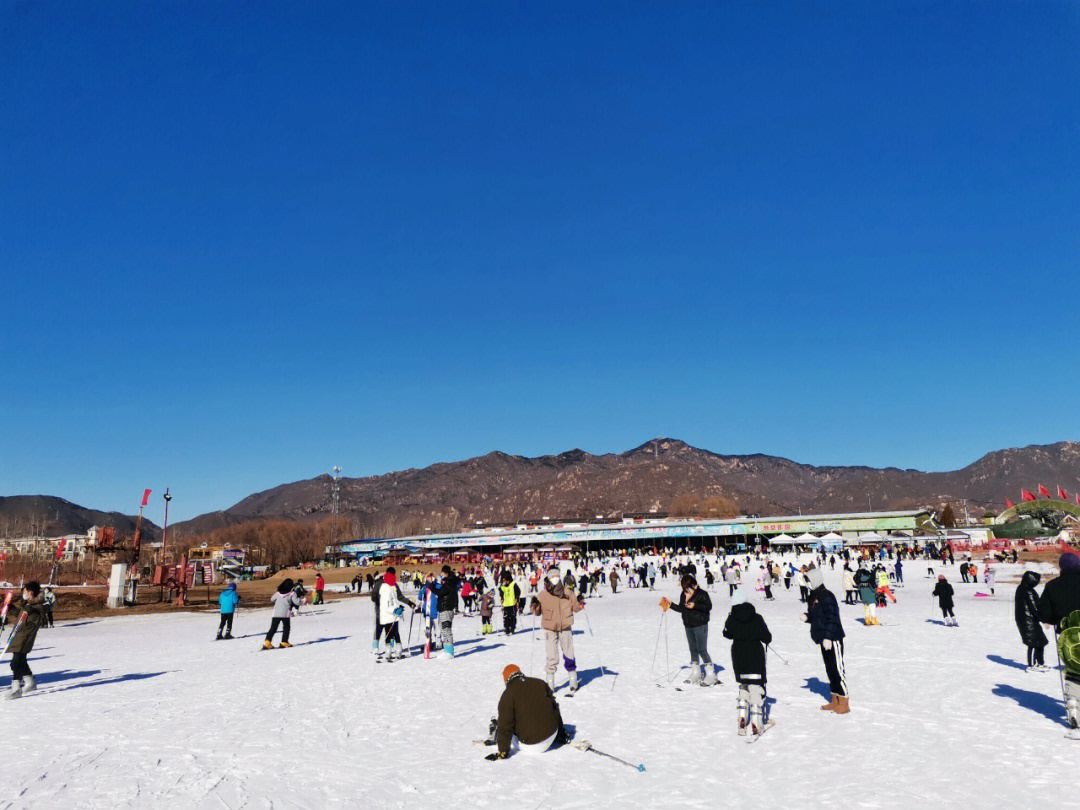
<box><xmin>833</xmin><ymin>694</ymin><xmax>850</xmax><ymax>714</ymax></box>
<box><xmin>820</xmin><ymin>693</ymin><xmax>838</xmax><ymax>711</ymax></box>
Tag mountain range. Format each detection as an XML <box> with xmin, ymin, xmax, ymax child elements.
<box><xmin>4</xmin><ymin>439</ymin><xmax>1078</xmax><ymax>541</ymax></box>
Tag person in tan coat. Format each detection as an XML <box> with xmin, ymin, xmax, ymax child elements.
<box><xmin>531</xmin><ymin>567</ymin><xmax>585</xmax><ymax>693</ymax></box>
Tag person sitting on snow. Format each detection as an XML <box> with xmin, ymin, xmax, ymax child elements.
<box><xmin>485</xmin><ymin>664</ymin><xmax>569</xmax><ymax>760</ymax></box>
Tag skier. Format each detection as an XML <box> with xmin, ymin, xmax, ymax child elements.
<box><xmin>724</xmin><ymin>564</ymin><xmax>739</xmax><ymax>597</ymax></box>
<box><xmin>1037</xmin><ymin>551</ymin><xmax>1080</xmax><ymax>729</ymax></box>
<box><xmin>479</xmin><ymin>583</ymin><xmax>494</xmax><ymax>634</ymax></box>
<box><xmin>648</xmin><ymin>562</ymin><xmax>657</xmax><ymax>590</ymax></box>
<box><xmin>376</xmin><ymin>569</ymin><xmax>415</xmax><ymax>660</ymax></box>
<box><xmin>531</xmin><ymin>566</ymin><xmax>585</xmax><ymax>692</ymax></box>
<box><xmin>500</xmin><ymin>572</ymin><xmax>521</xmax><ymax>635</ymax></box>
<box><xmin>41</xmin><ymin>586</ymin><xmax>56</xmax><ymax>628</ymax></box>
<box><xmin>427</xmin><ymin>565</ymin><xmax>460</xmax><ymax>658</ymax></box>
<box><xmin>855</xmin><ymin>565</ymin><xmax>879</xmax><ymax>625</ymax></box>
<box><xmin>1015</xmin><ymin>570</ymin><xmax>1047</xmax><ymax>670</ymax></box>
<box><xmin>5</xmin><ymin>581</ymin><xmax>47</xmax><ymax>699</ymax></box>
<box><xmin>263</xmin><ymin>578</ymin><xmax>303</xmax><ymax>650</ymax></box>
<box><xmin>216</xmin><ymin>581</ymin><xmax>239</xmax><ymax>639</ymax></box>
<box><xmin>660</xmin><ymin>574</ymin><xmax>717</xmax><ymax>685</ymax></box>
<box><xmin>894</xmin><ymin>558</ymin><xmax>904</xmax><ymax>586</ymax></box>
<box><xmin>932</xmin><ymin>575</ymin><xmax>957</xmax><ymax>626</ymax></box>
<box><xmin>722</xmin><ymin>590</ymin><xmax>772</xmax><ymax>736</ymax></box>
<box><xmin>313</xmin><ymin>573</ymin><xmax>325</xmax><ymax>605</ymax></box>
<box><xmin>485</xmin><ymin>664</ymin><xmax>569</xmax><ymax>760</ymax></box>
<box><xmin>984</xmin><ymin>564</ymin><xmax>996</xmax><ymax>597</ymax></box>
<box><xmin>802</xmin><ymin>565</ymin><xmax>849</xmax><ymax>714</ymax></box>
<box><xmin>842</xmin><ymin>567</ymin><xmax>856</xmax><ymax>605</ymax></box>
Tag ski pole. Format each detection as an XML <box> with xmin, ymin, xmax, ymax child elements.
<box><xmin>767</xmin><ymin>645</ymin><xmax>789</xmax><ymax>665</ymax></box>
<box><xmin>663</xmin><ymin>610</ymin><xmax>670</xmax><ymax>678</ymax></box>
<box><xmin>1055</xmin><ymin>628</ymin><xmax>1068</xmax><ymax>711</ymax></box>
<box><xmin>301</xmin><ymin>600</ymin><xmax>330</xmax><ymax>636</ymax></box>
<box><xmin>575</xmin><ymin>741</ymin><xmax>645</xmax><ymax>772</ymax></box>
<box><xmin>649</xmin><ymin>611</ymin><xmax>665</xmax><ymax>675</ymax></box>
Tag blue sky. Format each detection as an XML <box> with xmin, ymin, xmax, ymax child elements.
<box><xmin>3</xmin><ymin>2</ymin><xmax>1079</xmax><ymax>522</ymax></box>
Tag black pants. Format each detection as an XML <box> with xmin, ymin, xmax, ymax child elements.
<box><xmin>729</xmin><ymin>584</ymin><xmax>737</xmax><ymax>596</ymax></box>
<box><xmin>1027</xmin><ymin>645</ymin><xmax>1045</xmax><ymax>667</ymax></box>
<box><xmin>941</xmin><ymin>606</ymin><xmax>954</xmax><ymax>618</ymax></box>
<box><xmin>784</xmin><ymin>578</ymin><xmax>791</xmax><ymax>590</ymax></box>
<box><xmin>800</xmin><ymin>586</ymin><xmax>809</xmax><ymax>603</ymax></box>
<box><xmin>44</xmin><ymin>607</ymin><xmax>54</xmax><ymax>628</ymax></box>
<box><xmin>385</xmin><ymin>622</ymin><xmax>401</xmax><ymax>645</ymax></box>
<box><xmin>218</xmin><ymin>613</ymin><xmax>234</xmax><ymax>636</ymax></box>
<box><xmin>10</xmin><ymin>652</ymin><xmax>31</xmax><ymax>680</ymax></box>
<box><xmin>821</xmin><ymin>640</ymin><xmax>847</xmax><ymax>697</ymax></box>
<box><xmin>265</xmin><ymin>617</ymin><xmax>290</xmax><ymax>643</ymax></box>
<box><xmin>313</xmin><ymin>591</ymin><xmax>324</xmax><ymax>605</ymax></box>
<box><xmin>764</xmin><ymin>586</ymin><xmax>773</xmax><ymax>600</ymax></box>
<box><xmin>503</xmin><ymin>606</ymin><xmax>517</xmax><ymax>634</ymax></box>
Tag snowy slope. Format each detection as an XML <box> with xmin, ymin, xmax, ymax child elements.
<box><xmin>0</xmin><ymin>559</ymin><xmax>1073</xmax><ymax>810</ymax></box>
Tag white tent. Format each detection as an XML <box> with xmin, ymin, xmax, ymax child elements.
<box><xmin>852</xmin><ymin>532</ymin><xmax>884</xmax><ymax>545</ymax></box>
<box><xmin>795</xmin><ymin>532</ymin><xmax>818</xmax><ymax>543</ymax></box>
<box><xmin>770</xmin><ymin>533</ymin><xmax>796</xmax><ymax>546</ymax></box>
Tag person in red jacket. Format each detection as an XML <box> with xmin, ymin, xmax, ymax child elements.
<box><xmin>313</xmin><ymin>573</ymin><xmax>326</xmax><ymax>606</ymax></box>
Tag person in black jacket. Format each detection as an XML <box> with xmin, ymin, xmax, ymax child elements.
<box><xmin>802</xmin><ymin>565</ymin><xmax>849</xmax><ymax>714</ymax></box>
<box><xmin>660</xmin><ymin>574</ymin><xmax>717</xmax><ymax>685</ymax></box>
<box><xmin>932</xmin><ymin>575</ymin><xmax>957</xmax><ymax>626</ymax></box>
<box><xmin>427</xmin><ymin>565</ymin><xmax>461</xmax><ymax>658</ymax></box>
<box><xmin>1037</xmin><ymin>551</ymin><xmax>1080</xmax><ymax>728</ymax></box>
<box><xmin>723</xmin><ymin>590</ymin><xmax>772</xmax><ymax>735</ymax></box>
<box><xmin>1015</xmin><ymin>570</ymin><xmax>1048</xmax><ymax>670</ymax></box>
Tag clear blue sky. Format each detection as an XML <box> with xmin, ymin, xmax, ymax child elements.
<box><xmin>3</xmin><ymin>2</ymin><xmax>1079</xmax><ymax>522</ymax></box>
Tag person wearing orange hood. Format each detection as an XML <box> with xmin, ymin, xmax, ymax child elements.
<box><xmin>484</xmin><ymin>664</ymin><xmax>569</xmax><ymax>760</ymax></box>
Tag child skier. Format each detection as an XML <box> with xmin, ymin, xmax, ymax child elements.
<box><xmin>855</xmin><ymin>565</ymin><xmax>878</xmax><ymax>625</ymax></box>
<box><xmin>217</xmin><ymin>581</ymin><xmax>240</xmax><ymax>640</ymax></box>
<box><xmin>932</xmin><ymin>575</ymin><xmax>957</xmax><ymax>626</ymax></box>
<box><xmin>500</xmin><ymin>572</ymin><xmax>521</xmax><ymax>635</ymax></box>
<box><xmin>5</xmin><ymin>581</ymin><xmax>47</xmax><ymax>699</ymax></box>
<box><xmin>660</xmin><ymin>574</ymin><xmax>717</xmax><ymax>685</ymax></box>
<box><xmin>479</xmin><ymin>584</ymin><xmax>495</xmax><ymax>635</ymax></box>
<box><xmin>263</xmin><ymin>578</ymin><xmax>303</xmax><ymax>649</ymax></box>
<box><xmin>1015</xmin><ymin>570</ymin><xmax>1047</xmax><ymax>670</ymax></box>
<box><xmin>722</xmin><ymin>590</ymin><xmax>772</xmax><ymax>735</ymax></box>
<box><xmin>41</xmin><ymin>586</ymin><xmax>56</xmax><ymax>628</ymax></box>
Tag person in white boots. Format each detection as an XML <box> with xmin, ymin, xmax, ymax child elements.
<box><xmin>530</xmin><ymin>566</ymin><xmax>585</xmax><ymax>694</ymax></box>
<box><xmin>661</xmin><ymin>574</ymin><xmax>718</xmax><ymax>686</ymax></box>
<box><xmin>7</xmin><ymin>581</ymin><xmax>47</xmax><ymax>699</ymax></box>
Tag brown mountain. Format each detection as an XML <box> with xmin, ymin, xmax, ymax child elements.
<box><xmin>166</xmin><ymin>439</ymin><xmax>1080</xmax><ymax>538</ymax></box>
<box><xmin>0</xmin><ymin>495</ymin><xmax>159</xmax><ymax>541</ymax></box>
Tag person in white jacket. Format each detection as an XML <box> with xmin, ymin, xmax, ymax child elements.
<box><xmin>263</xmin><ymin>578</ymin><xmax>304</xmax><ymax>650</ymax></box>
<box><xmin>377</xmin><ymin>569</ymin><xmax>415</xmax><ymax>660</ymax></box>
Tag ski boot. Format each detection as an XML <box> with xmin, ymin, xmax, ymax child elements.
<box><xmin>687</xmin><ymin>665</ymin><xmax>703</xmax><ymax>685</ymax></box>
<box><xmin>278</xmin><ymin>641</ymin><xmax>292</xmax><ymax>649</ymax></box>
<box><xmin>224</xmin><ymin>633</ymin><xmax>233</xmax><ymax>640</ymax></box>
<box><xmin>567</xmin><ymin>671</ymin><xmax>579</xmax><ymax>695</ymax></box>
<box><xmin>22</xmin><ymin>675</ymin><xmax>36</xmax><ymax>694</ymax></box>
<box><xmin>215</xmin><ymin>633</ymin><xmax>223</xmax><ymax>641</ymax></box>
<box><xmin>702</xmin><ymin>666</ymin><xmax>718</xmax><ymax>687</ymax></box>
<box><xmin>483</xmin><ymin>717</ymin><xmax>498</xmax><ymax>746</ymax></box>
<box><xmin>441</xmin><ymin>644</ymin><xmax>455</xmax><ymax>659</ymax></box>
<box><xmin>749</xmin><ymin>706</ymin><xmax>763</xmax><ymax>737</ymax></box>
<box><xmin>737</xmin><ymin>695</ymin><xmax>749</xmax><ymax>736</ymax></box>
<box><xmin>1066</xmin><ymin>697</ymin><xmax>1080</xmax><ymax>730</ymax></box>
<box><xmin>5</xmin><ymin>682</ymin><xmax>22</xmax><ymax>700</ymax></box>
<box><xmin>262</xmin><ymin>640</ymin><xmax>275</xmax><ymax>650</ymax></box>
<box><xmin>372</xmin><ymin>639</ymin><xmax>384</xmax><ymax>658</ymax></box>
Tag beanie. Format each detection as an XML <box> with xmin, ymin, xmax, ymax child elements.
<box><xmin>806</xmin><ymin>566</ymin><xmax>824</xmax><ymax>590</ymax></box>
<box><xmin>730</xmin><ymin>588</ymin><xmax>749</xmax><ymax>606</ymax></box>
<box><xmin>502</xmin><ymin>663</ymin><xmax>521</xmax><ymax>683</ymax></box>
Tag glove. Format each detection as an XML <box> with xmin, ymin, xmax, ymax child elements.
<box><xmin>484</xmin><ymin>752</ymin><xmax>506</xmax><ymax>761</ymax></box>
<box><xmin>394</xmin><ymin>606</ymin><xmax>404</xmax><ymax>617</ymax></box>
<box><xmin>799</xmin><ymin>613</ymin><xmax>808</xmax><ymax>623</ymax></box>
<box><xmin>822</xmin><ymin>639</ymin><xmax>832</xmax><ymax>651</ymax></box>
<box><xmin>659</xmin><ymin>597</ymin><xmax>670</xmax><ymax>611</ymax></box>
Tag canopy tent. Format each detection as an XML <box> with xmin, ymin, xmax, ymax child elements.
<box><xmin>795</xmin><ymin>532</ymin><xmax>818</xmax><ymax>543</ymax></box>
<box><xmin>770</xmin><ymin>533</ymin><xmax>796</xmax><ymax>546</ymax></box>
<box><xmin>849</xmin><ymin>532</ymin><xmax>884</xmax><ymax>545</ymax></box>
<box><xmin>817</xmin><ymin>531</ymin><xmax>845</xmax><ymax>551</ymax></box>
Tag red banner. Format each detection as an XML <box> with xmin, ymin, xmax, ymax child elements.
<box><xmin>54</xmin><ymin>539</ymin><xmax>67</xmax><ymax>560</ymax></box>
<box><xmin>1038</xmin><ymin>484</ymin><xmax>1051</xmax><ymax>498</ymax></box>
<box><xmin>141</xmin><ymin>488</ymin><xmax>152</xmax><ymax>507</ymax></box>
<box><xmin>1022</xmin><ymin>490</ymin><xmax>1037</xmax><ymax>502</ymax></box>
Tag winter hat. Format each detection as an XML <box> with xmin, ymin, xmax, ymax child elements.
<box><xmin>1060</xmin><ymin>552</ymin><xmax>1080</xmax><ymax>573</ymax></box>
<box><xmin>227</xmin><ymin>582</ymin><xmax>237</xmax><ymax>590</ymax></box>
<box><xmin>383</xmin><ymin>571</ymin><xmax>397</xmax><ymax>587</ymax></box>
<box><xmin>937</xmin><ymin>574</ymin><xmax>945</xmax><ymax>581</ymax></box>
<box><xmin>502</xmin><ymin>663</ymin><xmax>521</xmax><ymax>683</ymax></box>
<box><xmin>546</xmin><ymin>566</ymin><xmax>561</xmax><ymax>583</ymax></box>
<box><xmin>806</xmin><ymin>566</ymin><xmax>824</xmax><ymax>591</ymax></box>
<box><xmin>730</xmin><ymin>588</ymin><xmax>749</xmax><ymax>606</ymax></box>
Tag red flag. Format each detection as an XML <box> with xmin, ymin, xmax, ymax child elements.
<box><xmin>141</xmin><ymin>488</ymin><xmax>152</xmax><ymax>507</ymax></box>
<box><xmin>1022</xmin><ymin>490</ymin><xmax>1037</xmax><ymax>502</ymax></box>
<box><xmin>54</xmin><ymin>538</ymin><xmax>67</xmax><ymax>560</ymax></box>
<box><xmin>1076</xmin><ymin>493</ymin><xmax>1080</xmax><ymax>506</ymax></box>
<box><xmin>1058</xmin><ymin>486</ymin><xmax>1068</xmax><ymax>500</ymax></box>
<box><xmin>1005</xmin><ymin>498</ymin><xmax>1014</xmax><ymax>509</ymax></box>
<box><xmin>1038</xmin><ymin>484</ymin><xmax>1050</xmax><ymax>498</ymax></box>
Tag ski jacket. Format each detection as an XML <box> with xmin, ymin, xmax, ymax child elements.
<box><xmin>842</xmin><ymin>571</ymin><xmax>855</xmax><ymax>590</ymax></box>
<box><xmin>429</xmin><ymin>573</ymin><xmax>461</xmax><ymax>613</ymax></box>
<box><xmin>932</xmin><ymin>580</ymin><xmax>954</xmax><ymax>610</ymax></box>
<box><xmin>219</xmin><ymin>586</ymin><xmax>240</xmax><ymax>614</ymax></box>
<box><xmin>722</xmin><ymin>602</ymin><xmax>772</xmax><ymax>685</ymax></box>
<box><xmin>724</xmin><ymin>568</ymin><xmax>738</xmax><ymax>584</ymax></box>
<box><xmin>1015</xmin><ymin>571</ymin><xmax>1048</xmax><ymax>648</ymax></box>
<box><xmin>480</xmin><ymin>592</ymin><xmax>494</xmax><ymax>618</ymax></box>
<box><xmin>496</xmin><ymin>673</ymin><xmax>562</xmax><ymax>756</ymax></box>
<box><xmin>534</xmin><ymin>584</ymin><xmax>583</xmax><ymax>632</ymax></box>
<box><xmin>315</xmin><ymin>576</ymin><xmax>325</xmax><ymax>592</ymax></box>
<box><xmin>7</xmin><ymin>597</ymin><xmax>47</xmax><ymax>655</ymax></box>
<box><xmin>669</xmin><ymin>586</ymin><xmax>712</xmax><ymax>628</ymax></box>
<box><xmin>271</xmin><ymin>591</ymin><xmax>301</xmax><ymax>619</ymax></box>
<box><xmin>371</xmin><ymin>578</ymin><xmax>382</xmax><ymax>621</ymax></box>
<box><xmin>1037</xmin><ymin>570</ymin><xmax>1080</xmax><ymax>629</ymax></box>
<box><xmin>377</xmin><ymin>583</ymin><xmax>414</xmax><ymax>624</ymax></box>
<box><xmin>806</xmin><ymin>585</ymin><xmax>845</xmax><ymax>643</ymax></box>
<box><xmin>854</xmin><ymin>569</ymin><xmax>876</xmax><ymax>604</ymax></box>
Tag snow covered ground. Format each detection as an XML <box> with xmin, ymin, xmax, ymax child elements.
<box><xmin>1</xmin><ymin>558</ymin><xmax>1074</xmax><ymax>810</ymax></box>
